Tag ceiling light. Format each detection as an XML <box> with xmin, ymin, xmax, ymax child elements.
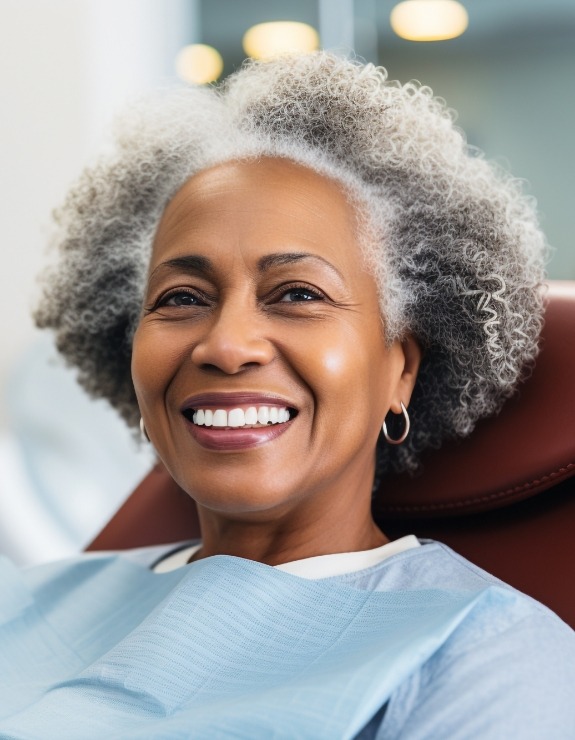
<box><xmin>175</xmin><ymin>44</ymin><xmax>224</xmax><ymax>85</ymax></box>
<box><xmin>390</xmin><ymin>0</ymin><xmax>468</xmax><ymax>42</ymax></box>
<box><xmin>242</xmin><ymin>21</ymin><xmax>320</xmax><ymax>60</ymax></box>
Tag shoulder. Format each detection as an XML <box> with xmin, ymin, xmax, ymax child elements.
<box><xmin>14</xmin><ymin>541</ymin><xmax>195</xmax><ymax>593</ymax></box>
<box><xmin>348</xmin><ymin>539</ymin><xmax>567</xmax><ymax>618</ymax></box>
<box><xmin>367</xmin><ymin>541</ymin><xmax>575</xmax><ymax>738</ymax></box>
<box><xmin>382</xmin><ymin>604</ymin><xmax>575</xmax><ymax>738</ymax></box>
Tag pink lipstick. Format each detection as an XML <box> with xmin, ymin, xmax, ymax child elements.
<box><xmin>180</xmin><ymin>392</ymin><xmax>298</xmax><ymax>451</ymax></box>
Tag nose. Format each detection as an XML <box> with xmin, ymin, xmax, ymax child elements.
<box><xmin>190</xmin><ymin>299</ymin><xmax>275</xmax><ymax>374</ymax></box>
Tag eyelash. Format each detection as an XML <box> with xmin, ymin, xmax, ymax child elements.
<box><xmin>154</xmin><ymin>289</ymin><xmax>209</xmax><ymax>309</ymax></box>
<box><xmin>275</xmin><ymin>283</ymin><xmax>325</xmax><ymax>303</ymax></box>
<box><xmin>151</xmin><ymin>282</ymin><xmax>326</xmax><ymax>310</ymax></box>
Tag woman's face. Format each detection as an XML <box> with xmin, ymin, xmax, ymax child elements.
<box><xmin>132</xmin><ymin>158</ymin><xmax>418</xmax><ymax>518</ymax></box>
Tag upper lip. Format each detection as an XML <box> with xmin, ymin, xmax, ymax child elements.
<box><xmin>180</xmin><ymin>392</ymin><xmax>299</xmax><ymax>412</ymax></box>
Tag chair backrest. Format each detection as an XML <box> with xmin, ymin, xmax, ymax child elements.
<box><xmin>88</xmin><ymin>281</ymin><xmax>575</xmax><ymax>627</ymax></box>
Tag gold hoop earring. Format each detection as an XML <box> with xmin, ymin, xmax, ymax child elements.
<box><xmin>139</xmin><ymin>417</ymin><xmax>150</xmax><ymax>443</ymax></box>
<box><xmin>382</xmin><ymin>402</ymin><xmax>410</xmax><ymax>445</ymax></box>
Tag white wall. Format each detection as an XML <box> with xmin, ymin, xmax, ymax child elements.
<box><xmin>0</xmin><ymin>0</ymin><xmax>192</xmax><ymax>430</ymax></box>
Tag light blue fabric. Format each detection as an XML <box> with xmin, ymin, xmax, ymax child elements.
<box><xmin>0</xmin><ymin>541</ymin><xmax>573</xmax><ymax>739</ymax></box>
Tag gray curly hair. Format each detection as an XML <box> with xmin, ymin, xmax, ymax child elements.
<box><xmin>34</xmin><ymin>52</ymin><xmax>547</xmax><ymax>474</ymax></box>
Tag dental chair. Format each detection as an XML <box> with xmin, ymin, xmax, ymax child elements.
<box><xmin>88</xmin><ymin>281</ymin><xmax>575</xmax><ymax>628</ymax></box>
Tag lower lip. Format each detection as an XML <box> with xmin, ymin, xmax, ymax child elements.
<box><xmin>184</xmin><ymin>418</ymin><xmax>294</xmax><ymax>451</ymax></box>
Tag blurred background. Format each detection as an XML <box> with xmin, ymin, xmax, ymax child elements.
<box><xmin>1</xmin><ymin>0</ymin><xmax>574</xmax><ymax>564</ymax></box>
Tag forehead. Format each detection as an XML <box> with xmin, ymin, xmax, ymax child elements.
<box><xmin>151</xmin><ymin>158</ymin><xmax>364</xmax><ymax>268</ymax></box>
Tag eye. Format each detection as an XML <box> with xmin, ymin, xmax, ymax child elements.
<box><xmin>277</xmin><ymin>285</ymin><xmax>324</xmax><ymax>303</ymax></box>
<box><xmin>156</xmin><ymin>289</ymin><xmax>208</xmax><ymax>308</ymax></box>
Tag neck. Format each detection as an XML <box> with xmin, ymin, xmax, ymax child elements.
<box><xmin>193</xmin><ymin>485</ymin><xmax>388</xmax><ymax>566</ymax></box>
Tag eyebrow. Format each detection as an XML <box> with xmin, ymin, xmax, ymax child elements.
<box><xmin>257</xmin><ymin>252</ymin><xmax>345</xmax><ymax>282</ymax></box>
<box><xmin>150</xmin><ymin>255</ymin><xmax>212</xmax><ymax>281</ymax></box>
<box><xmin>150</xmin><ymin>252</ymin><xmax>345</xmax><ymax>283</ymax></box>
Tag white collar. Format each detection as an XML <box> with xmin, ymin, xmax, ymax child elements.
<box><xmin>153</xmin><ymin>535</ymin><xmax>420</xmax><ymax>579</ymax></box>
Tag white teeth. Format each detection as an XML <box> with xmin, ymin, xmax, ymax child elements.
<box><xmin>212</xmin><ymin>410</ymin><xmax>227</xmax><ymax>427</ymax></box>
<box><xmin>245</xmin><ymin>406</ymin><xmax>258</xmax><ymax>425</ymax></box>
<box><xmin>189</xmin><ymin>405</ymin><xmax>293</xmax><ymax>428</ymax></box>
<box><xmin>228</xmin><ymin>408</ymin><xmax>245</xmax><ymax>427</ymax></box>
<box><xmin>257</xmin><ymin>407</ymin><xmax>270</xmax><ymax>425</ymax></box>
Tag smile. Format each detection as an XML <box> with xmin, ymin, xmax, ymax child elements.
<box><xmin>187</xmin><ymin>406</ymin><xmax>293</xmax><ymax>428</ymax></box>
<box><xmin>180</xmin><ymin>394</ymin><xmax>299</xmax><ymax>450</ymax></box>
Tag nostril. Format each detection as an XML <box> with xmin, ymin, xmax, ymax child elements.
<box><xmin>199</xmin><ymin>363</ymin><xmax>226</xmax><ymax>374</ymax></box>
<box><xmin>198</xmin><ymin>361</ymin><xmax>263</xmax><ymax>374</ymax></box>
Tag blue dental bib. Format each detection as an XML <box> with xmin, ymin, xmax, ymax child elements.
<box><xmin>0</xmin><ymin>552</ymin><xmax>512</xmax><ymax>739</ymax></box>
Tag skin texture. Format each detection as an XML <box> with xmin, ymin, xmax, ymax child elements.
<box><xmin>132</xmin><ymin>158</ymin><xmax>421</xmax><ymax>565</ymax></box>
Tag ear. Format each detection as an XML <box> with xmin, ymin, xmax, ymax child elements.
<box><xmin>388</xmin><ymin>335</ymin><xmax>422</xmax><ymax>414</ymax></box>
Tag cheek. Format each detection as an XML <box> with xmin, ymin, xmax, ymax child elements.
<box><xmin>131</xmin><ymin>328</ymin><xmax>154</xmax><ymax>412</ymax></box>
<box><xmin>320</xmin><ymin>348</ymin><xmax>347</xmax><ymax>377</ymax></box>
<box><xmin>296</xmin><ymin>324</ymin><xmax>387</xmax><ymax>421</ymax></box>
<box><xmin>131</xmin><ymin>324</ymin><xmax>182</xmax><ymax>412</ymax></box>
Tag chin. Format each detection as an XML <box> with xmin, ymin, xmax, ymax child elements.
<box><xmin>192</xmin><ymin>488</ymin><xmax>302</xmax><ymax>519</ymax></box>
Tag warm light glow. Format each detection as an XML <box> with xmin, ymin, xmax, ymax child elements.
<box><xmin>175</xmin><ymin>44</ymin><xmax>224</xmax><ymax>85</ymax></box>
<box><xmin>391</xmin><ymin>0</ymin><xmax>468</xmax><ymax>41</ymax></box>
<box><xmin>242</xmin><ymin>21</ymin><xmax>320</xmax><ymax>60</ymax></box>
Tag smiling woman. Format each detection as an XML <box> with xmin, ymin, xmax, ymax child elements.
<box><xmin>2</xmin><ymin>52</ymin><xmax>574</xmax><ymax>737</ymax></box>
<box><xmin>132</xmin><ymin>158</ymin><xmax>418</xmax><ymax>555</ymax></box>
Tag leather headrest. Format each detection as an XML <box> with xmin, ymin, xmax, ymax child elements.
<box><xmin>374</xmin><ymin>281</ymin><xmax>575</xmax><ymax>519</ymax></box>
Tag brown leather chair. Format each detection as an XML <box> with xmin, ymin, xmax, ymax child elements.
<box><xmin>89</xmin><ymin>281</ymin><xmax>575</xmax><ymax>628</ymax></box>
